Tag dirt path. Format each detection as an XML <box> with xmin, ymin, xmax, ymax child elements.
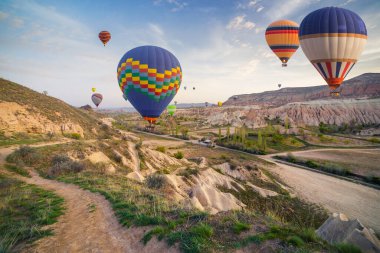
<box><xmin>0</xmin><ymin>143</ymin><xmax>178</xmax><ymax>253</ymax></box>
<box><xmin>262</xmin><ymin>157</ymin><xmax>380</xmax><ymax>233</ymax></box>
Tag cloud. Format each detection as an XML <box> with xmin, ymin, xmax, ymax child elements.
<box><xmin>153</xmin><ymin>0</ymin><xmax>188</xmax><ymax>12</ymax></box>
<box><xmin>339</xmin><ymin>0</ymin><xmax>355</xmax><ymax>6</ymax></box>
<box><xmin>0</xmin><ymin>11</ymin><xmax>9</xmax><ymax>20</ymax></box>
<box><xmin>149</xmin><ymin>23</ymin><xmax>164</xmax><ymax>36</ymax></box>
<box><xmin>227</xmin><ymin>15</ymin><xmax>255</xmax><ymax>30</ymax></box>
<box><xmin>11</xmin><ymin>17</ymin><xmax>24</xmax><ymax>28</ymax></box>
<box><xmin>256</xmin><ymin>6</ymin><xmax>264</xmax><ymax>12</ymax></box>
<box><xmin>265</xmin><ymin>0</ymin><xmax>317</xmax><ymax>20</ymax></box>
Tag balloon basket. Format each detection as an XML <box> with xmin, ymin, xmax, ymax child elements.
<box><xmin>330</xmin><ymin>91</ymin><xmax>340</xmax><ymax>97</ymax></box>
<box><xmin>282</xmin><ymin>63</ymin><xmax>287</xmax><ymax>67</ymax></box>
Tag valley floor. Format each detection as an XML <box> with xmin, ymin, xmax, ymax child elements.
<box><xmin>262</xmin><ymin>150</ymin><xmax>380</xmax><ymax>233</ymax></box>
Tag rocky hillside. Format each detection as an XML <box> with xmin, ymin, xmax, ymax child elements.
<box><xmin>0</xmin><ymin>79</ymin><xmax>98</xmax><ymax>138</ymax></box>
<box><xmin>224</xmin><ymin>73</ymin><xmax>380</xmax><ymax>107</ymax></box>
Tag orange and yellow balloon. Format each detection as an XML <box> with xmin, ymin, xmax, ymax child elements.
<box><xmin>217</xmin><ymin>101</ymin><xmax>223</xmax><ymax>107</ymax></box>
<box><xmin>265</xmin><ymin>20</ymin><xmax>299</xmax><ymax>67</ymax></box>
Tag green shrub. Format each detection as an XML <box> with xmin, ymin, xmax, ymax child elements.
<box><xmin>233</xmin><ymin>221</ymin><xmax>251</xmax><ymax>234</ymax></box>
<box><xmin>369</xmin><ymin>137</ymin><xmax>380</xmax><ymax>144</ymax></box>
<box><xmin>64</xmin><ymin>132</ymin><xmax>81</xmax><ymax>140</ymax></box>
<box><xmin>6</xmin><ymin>146</ymin><xmax>41</xmax><ymax>166</ymax></box>
<box><xmin>287</xmin><ymin>235</ymin><xmax>304</xmax><ymax>247</ymax></box>
<box><xmin>174</xmin><ymin>151</ymin><xmax>184</xmax><ymax>159</ymax></box>
<box><xmin>298</xmin><ymin>228</ymin><xmax>318</xmax><ymax>242</ymax></box>
<box><xmin>178</xmin><ymin>168</ymin><xmax>199</xmax><ymax>178</ymax></box>
<box><xmin>335</xmin><ymin>243</ymin><xmax>362</xmax><ymax>253</ymax></box>
<box><xmin>47</xmin><ymin>155</ymin><xmax>85</xmax><ymax>177</ymax></box>
<box><xmin>145</xmin><ymin>174</ymin><xmax>167</xmax><ymax>189</ymax></box>
<box><xmin>305</xmin><ymin>160</ymin><xmax>318</xmax><ymax>168</ymax></box>
<box><xmin>167</xmin><ymin>223</ymin><xmax>213</xmax><ymax>253</ymax></box>
<box><xmin>156</xmin><ymin>146</ymin><xmax>166</xmax><ymax>153</ymax></box>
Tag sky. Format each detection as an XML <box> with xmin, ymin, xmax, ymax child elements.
<box><xmin>0</xmin><ymin>0</ymin><xmax>380</xmax><ymax>108</ymax></box>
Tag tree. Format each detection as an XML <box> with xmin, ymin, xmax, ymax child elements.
<box><xmin>262</xmin><ymin>136</ymin><xmax>267</xmax><ymax>151</ymax></box>
<box><xmin>181</xmin><ymin>127</ymin><xmax>189</xmax><ymax>138</ymax></box>
<box><xmin>226</xmin><ymin>126</ymin><xmax>231</xmax><ymax>141</ymax></box>
<box><xmin>257</xmin><ymin>130</ymin><xmax>263</xmax><ymax>148</ymax></box>
<box><xmin>218</xmin><ymin>127</ymin><xmax>222</xmax><ymax>142</ymax></box>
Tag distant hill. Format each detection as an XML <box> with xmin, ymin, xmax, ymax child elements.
<box><xmin>0</xmin><ymin>79</ymin><xmax>99</xmax><ymax>138</ymax></box>
<box><xmin>224</xmin><ymin>73</ymin><xmax>380</xmax><ymax>107</ymax></box>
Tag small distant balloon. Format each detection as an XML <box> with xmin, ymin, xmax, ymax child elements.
<box><xmin>174</xmin><ymin>101</ymin><xmax>177</xmax><ymax>105</ymax></box>
<box><xmin>167</xmin><ymin>105</ymin><xmax>176</xmax><ymax>116</ymax></box>
<box><xmin>42</xmin><ymin>91</ymin><xmax>48</xmax><ymax>96</ymax></box>
<box><xmin>184</xmin><ymin>86</ymin><xmax>187</xmax><ymax>90</ymax></box>
<box><xmin>217</xmin><ymin>101</ymin><xmax>223</xmax><ymax>107</ymax></box>
<box><xmin>278</xmin><ymin>84</ymin><xmax>281</xmax><ymax>89</ymax></box>
<box><xmin>98</xmin><ymin>31</ymin><xmax>111</xmax><ymax>46</ymax></box>
<box><xmin>205</xmin><ymin>102</ymin><xmax>208</xmax><ymax>107</ymax></box>
<box><xmin>92</xmin><ymin>87</ymin><xmax>96</xmax><ymax>92</ymax></box>
<box><xmin>91</xmin><ymin>93</ymin><xmax>103</xmax><ymax>107</ymax></box>
<box><xmin>122</xmin><ymin>94</ymin><xmax>128</xmax><ymax>101</ymax></box>
<box><xmin>193</xmin><ymin>87</ymin><xmax>195</xmax><ymax>90</ymax></box>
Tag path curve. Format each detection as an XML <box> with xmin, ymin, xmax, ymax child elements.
<box><xmin>261</xmin><ymin>156</ymin><xmax>380</xmax><ymax>233</ymax></box>
<box><xmin>0</xmin><ymin>142</ymin><xmax>178</xmax><ymax>253</ymax></box>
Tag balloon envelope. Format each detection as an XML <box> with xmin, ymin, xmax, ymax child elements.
<box><xmin>299</xmin><ymin>7</ymin><xmax>367</xmax><ymax>90</ymax></box>
<box><xmin>117</xmin><ymin>45</ymin><xmax>182</xmax><ymax>124</ymax></box>
<box><xmin>91</xmin><ymin>93</ymin><xmax>103</xmax><ymax>107</ymax></box>
<box><xmin>167</xmin><ymin>105</ymin><xmax>176</xmax><ymax>116</ymax></box>
<box><xmin>99</xmin><ymin>31</ymin><xmax>111</xmax><ymax>46</ymax></box>
<box><xmin>92</xmin><ymin>87</ymin><xmax>96</xmax><ymax>92</ymax></box>
<box><xmin>217</xmin><ymin>101</ymin><xmax>223</xmax><ymax>107</ymax></box>
<box><xmin>265</xmin><ymin>20</ymin><xmax>299</xmax><ymax>67</ymax></box>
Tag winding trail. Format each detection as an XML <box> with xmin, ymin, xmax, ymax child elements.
<box><xmin>0</xmin><ymin>141</ymin><xmax>178</xmax><ymax>253</ymax></box>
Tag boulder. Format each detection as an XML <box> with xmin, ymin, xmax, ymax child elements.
<box><xmin>316</xmin><ymin>213</ymin><xmax>380</xmax><ymax>253</ymax></box>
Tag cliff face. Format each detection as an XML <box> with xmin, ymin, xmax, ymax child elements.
<box><xmin>202</xmin><ymin>98</ymin><xmax>380</xmax><ymax>128</ymax></box>
<box><xmin>224</xmin><ymin>73</ymin><xmax>380</xmax><ymax>107</ymax></box>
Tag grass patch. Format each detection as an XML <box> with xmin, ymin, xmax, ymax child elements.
<box><xmin>177</xmin><ymin>168</ymin><xmax>199</xmax><ymax>178</ymax></box>
<box><xmin>232</xmin><ymin>221</ymin><xmax>251</xmax><ymax>234</ymax></box>
<box><xmin>335</xmin><ymin>243</ymin><xmax>362</xmax><ymax>253</ymax></box>
<box><xmin>0</xmin><ymin>175</ymin><xmax>64</xmax><ymax>252</ymax></box>
<box><xmin>173</xmin><ymin>151</ymin><xmax>184</xmax><ymax>159</ymax></box>
<box><xmin>156</xmin><ymin>146</ymin><xmax>166</xmax><ymax>153</ymax></box>
<box><xmin>4</xmin><ymin>163</ymin><xmax>31</xmax><ymax>177</ymax></box>
<box><xmin>167</xmin><ymin>223</ymin><xmax>214</xmax><ymax>253</ymax></box>
<box><xmin>6</xmin><ymin>146</ymin><xmax>41</xmax><ymax>166</ymax></box>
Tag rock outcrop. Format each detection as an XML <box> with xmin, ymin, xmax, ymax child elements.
<box><xmin>224</xmin><ymin>73</ymin><xmax>380</xmax><ymax>107</ymax></box>
<box><xmin>317</xmin><ymin>213</ymin><xmax>380</xmax><ymax>253</ymax></box>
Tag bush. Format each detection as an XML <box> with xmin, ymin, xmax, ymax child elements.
<box><xmin>48</xmin><ymin>154</ymin><xmax>85</xmax><ymax>177</ymax></box>
<box><xmin>64</xmin><ymin>133</ymin><xmax>81</xmax><ymax>140</ymax></box>
<box><xmin>156</xmin><ymin>146</ymin><xmax>166</xmax><ymax>153</ymax></box>
<box><xmin>6</xmin><ymin>146</ymin><xmax>40</xmax><ymax>166</ymax></box>
<box><xmin>305</xmin><ymin>160</ymin><xmax>318</xmax><ymax>168</ymax></box>
<box><xmin>287</xmin><ymin>235</ymin><xmax>304</xmax><ymax>247</ymax></box>
<box><xmin>145</xmin><ymin>174</ymin><xmax>167</xmax><ymax>189</ymax></box>
<box><xmin>335</xmin><ymin>243</ymin><xmax>362</xmax><ymax>253</ymax></box>
<box><xmin>167</xmin><ymin>223</ymin><xmax>213</xmax><ymax>253</ymax></box>
<box><xmin>233</xmin><ymin>221</ymin><xmax>251</xmax><ymax>234</ymax></box>
<box><xmin>178</xmin><ymin>168</ymin><xmax>199</xmax><ymax>178</ymax></box>
<box><xmin>286</xmin><ymin>153</ymin><xmax>296</xmax><ymax>163</ymax></box>
<box><xmin>369</xmin><ymin>137</ymin><xmax>380</xmax><ymax>144</ymax></box>
<box><xmin>173</xmin><ymin>151</ymin><xmax>184</xmax><ymax>159</ymax></box>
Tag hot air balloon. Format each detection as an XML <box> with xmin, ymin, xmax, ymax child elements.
<box><xmin>265</xmin><ymin>20</ymin><xmax>300</xmax><ymax>67</ymax></box>
<box><xmin>184</xmin><ymin>86</ymin><xmax>187</xmax><ymax>90</ymax></box>
<box><xmin>92</xmin><ymin>93</ymin><xmax>103</xmax><ymax>107</ymax></box>
<box><xmin>92</xmin><ymin>87</ymin><xmax>96</xmax><ymax>92</ymax></box>
<box><xmin>117</xmin><ymin>45</ymin><xmax>182</xmax><ymax>125</ymax></box>
<box><xmin>99</xmin><ymin>31</ymin><xmax>111</xmax><ymax>46</ymax></box>
<box><xmin>205</xmin><ymin>102</ymin><xmax>208</xmax><ymax>107</ymax></box>
<box><xmin>217</xmin><ymin>101</ymin><xmax>223</xmax><ymax>107</ymax></box>
<box><xmin>278</xmin><ymin>84</ymin><xmax>281</xmax><ymax>89</ymax></box>
<box><xmin>167</xmin><ymin>105</ymin><xmax>176</xmax><ymax>116</ymax></box>
<box><xmin>174</xmin><ymin>101</ymin><xmax>178</xmax><ymax>105</ymax></box>
<box><xmin>122</xmin><ymin>94</ymin><xmax>128</xmax><ymax>101</ymax></box>
<box><xmin>193</xmin><ymin>87</ymin><xmax>195</xmax><ymax>90</ymax></box>
<box><xmin>299</xmin><ymin>7</ymin><xmax>367</xmax><ymax>95</ymax></box>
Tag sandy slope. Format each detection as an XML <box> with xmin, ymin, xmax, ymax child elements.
<box><xmin>263</xmin><ymin>157</ymin><xmax>380</xmax><ymax>233</ymax></box>
<box><xmin>0</xmin><ymin>142</ymin><xmax>178</xmax><ymax>253</ymax></box>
